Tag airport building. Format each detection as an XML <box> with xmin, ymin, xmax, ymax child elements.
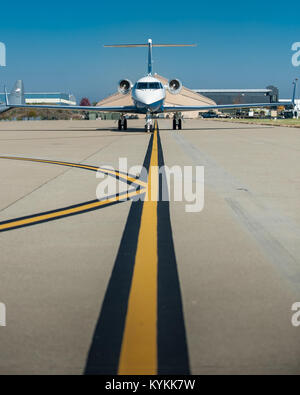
<box><xmin>194</xmin><ymin>86</ymin><xmax>279</xmax><ymax>105</ymax></box>
<box><xmin>0</xmin><ymin>92</ymin><xmax>77</xmax><ymax>106</ymax></box>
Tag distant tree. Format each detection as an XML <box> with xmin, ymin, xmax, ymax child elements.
<box><xmin>80</xmin><ymin>98</ymin><xmax>91</xmax><ymax>106</ymax></box>
<box><xmin>27</xmin><ymin>110</ymin><xmax>37</xmax><ymax>119</ymax></box>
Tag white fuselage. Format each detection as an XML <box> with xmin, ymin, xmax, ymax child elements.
<box><xmin>131</xmin><ymin>75</ymin><xmax>166</xmax><ymax>114</ymax></box>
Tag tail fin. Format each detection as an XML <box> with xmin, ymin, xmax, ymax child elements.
<box><xmin>0</xmin><ymin>80</ymin><xmax>25</xmax><ymax>114</ymax></box>
<box><xmin>9</xmin><ymin>80</ymin><xmax>25</xmax><ymax>105</ymax></box>
<box><xmin>104</xmin><ymin>39</ymin><xmax>196</xmax><ymax>76</ymax></box>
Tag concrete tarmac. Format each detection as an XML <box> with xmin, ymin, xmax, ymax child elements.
<box><xmin>0</xmin><ymin>119</ymin><xmax>299</xmax><ymax>374</ymax></box>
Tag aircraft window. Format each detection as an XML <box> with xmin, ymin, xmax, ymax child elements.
<box><xmin>137</xmin><ymin>83</ymin><xmax>148</xmax><ymax>89</ymax></box>
<box><xmin>136</xmin><ymin>82</ymin><xmax>161</xmax><ymax>89</ymax></box>
<box><xmin>148</xmin><ymin>82</ymin><xmax>161</xmax><ymax>89</ymax></box>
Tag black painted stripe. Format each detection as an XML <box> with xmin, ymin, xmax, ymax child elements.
<box><xmin>0</xmin><ymin>190</ymin><xmax>143</xmax><ymax>233</ymax></box>
<box><xmin>85</xmin><ymin>127</ymin><xmax>190</xmax><ymax>375</ymax></box>
<box><xmin>156</xmin><ymin>129</ymin><xmax>190</xmax><ymax>374</ymax></box>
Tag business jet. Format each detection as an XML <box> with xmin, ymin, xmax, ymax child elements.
<box><xmin>0</xmin><ymin>39</ymin><xmax>294</xmax><ymax>131</ymax></box>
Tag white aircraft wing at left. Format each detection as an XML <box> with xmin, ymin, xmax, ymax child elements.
<box><xmin>0</xmin><ymin>103</ymin><xmax>137</xmax><ymax>114</ymax></box>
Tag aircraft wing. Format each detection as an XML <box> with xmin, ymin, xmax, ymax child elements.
<box><xmin>0</xmin><ymin>103</ymin><xmax>138</xmax><ymax>114</ymax></box>
<box><xmin>163</xmin><ymin>102</ymin><xmax>292</xmax><ymax>112</ymax></box>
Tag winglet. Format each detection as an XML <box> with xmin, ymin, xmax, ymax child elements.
<box><xmin>4</xmin><ymin>85</ymin><xmax>9</xmax><ymax>106</ymax></box>
<box><xmin>292</xmin><ymin>78</ymin><xmax>298</xmax><ymax>106</ymax></box>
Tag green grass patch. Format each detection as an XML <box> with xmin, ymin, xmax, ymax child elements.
<box><xmin>215</xmin><ymin>118</ymin><xmax>300</xmax><ymax>127</ymax></box>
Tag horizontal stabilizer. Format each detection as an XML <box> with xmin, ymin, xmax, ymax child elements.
<box><xmin>104</xmin><ymin>44</ymin><xmax>196</xmax><ymax>47</ymax></box>
<box><xmin>104</xmin><ymin>39</ymin><xmax>196</xmax><ymax>74</ymax></box>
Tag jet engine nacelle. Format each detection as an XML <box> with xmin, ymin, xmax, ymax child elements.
<box><xmin>118</xmin><ymin>79</ymin><xmax>132</xmax><ymax>95</ymax></box>
<box><xmin>168</xmin><ymin>78</ymin><xmax>182</xmax><ymax>94</ymax></box>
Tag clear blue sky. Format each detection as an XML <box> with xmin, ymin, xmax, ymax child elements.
<box><xmin>0</xmin><ymin>0</ymin><xmax>300</xmax><ymax>102</ymax></box>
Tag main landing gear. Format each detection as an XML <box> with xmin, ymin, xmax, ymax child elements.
<box><xmin>172</xmin><ymin>114</ymin><xmax>182</xmax><ymax>130</ymax></box>
<box><xmin>118</xmin><ymin>115</ymin><xmax>127</xmax><ymax>130</ymax></box>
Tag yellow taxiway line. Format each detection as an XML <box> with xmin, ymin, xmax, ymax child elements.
<box><xmin>0</xmin><ymin>156</ymin><xmax>147</xmax><ymax>232</ymax></box>
<box><xmin>0</xmin><ymin>156</ymin><xmax>147</xmax><ymax>188</ymax></box>
<box><xmin>0</xmin><ymin>188</ymin><xmax>146</xmax><ymax>232</ymax></box>
<box><xmin>118</xmin><ymin>122</ymin><xmax>159</xmax><ymax>375</ymax></box>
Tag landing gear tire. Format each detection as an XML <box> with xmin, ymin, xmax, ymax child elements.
<box><xmin>118</xmin><ymin>117</ymin><xmax>127</xmax><ymax>130</ymax></box>
<box><xmin>178</xmin><ymin>119</ymin><xmax>182</xmax><ymax>130</ymax></box>
<box><xmin>173</xmin><ymin>119</ymin><xmax>177</xmax><ymax>130</ymax></box>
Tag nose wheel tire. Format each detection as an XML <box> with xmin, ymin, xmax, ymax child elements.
<box><xmin>145</xmin><ymin>122</ymin><xmax>154</xmax><ymax>132</ymax></box>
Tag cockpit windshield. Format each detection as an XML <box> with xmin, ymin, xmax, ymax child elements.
<box><xmin>136</xmin><ymin>82</ymin><xmax>162</xmax><ymax>90</ymax></box>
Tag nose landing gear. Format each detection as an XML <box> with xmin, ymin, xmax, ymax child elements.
<box><xmin>118</xmin><ymin>115</ymin><xmax>127</xmax><ymax>130</ymax></box>
<box><xmin>145</xmin><ymin>113</ymin><xmax>154</xmax><ymax>132</ymax></box>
